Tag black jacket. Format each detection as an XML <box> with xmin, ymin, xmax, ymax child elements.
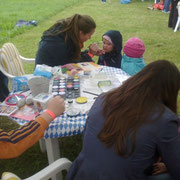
<box><xmin>168</xmin><ymin>0</ymin><xmax>179</xmax><ymax>29</ymax></box>
<box><xmin>0</xmin><ymin>72</ymin><xmax>9</xmax><ymax>102</ymax></box>
<box><xmin>35</xmin><ymin>32</ymin><xmax>92</xmax><ymax>67</ymax></box>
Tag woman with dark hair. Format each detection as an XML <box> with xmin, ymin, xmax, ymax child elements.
<box><xmin>35</xmin><ymin>14</ymin><xmax>97</xmax><ymax>67</ymax></box>
<box><xmin>66</xmin><ymin>60</ymin><xmax>180</xmax><ymax>180</ymax></box>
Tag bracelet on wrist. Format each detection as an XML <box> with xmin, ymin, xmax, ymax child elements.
<box><xmin>44</xmin><ymin>109</ymin><xmax>56</xmax><ymax>120</ymax></box>
<box><xmin>88</xmin><ymin>52</ymin><xmax>94</xmax><ymax>58</ymax></box>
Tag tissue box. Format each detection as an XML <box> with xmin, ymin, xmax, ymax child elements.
<box><xmin>33</xmin><ymin>93</ymin><xmax>53</xmax><ymax>112</ymax></box>
<box><xmin>28</xmin><ymin>76</ymin><xmax>50</xmax><ymax>97</ymax></box>
<box><xmin>11</xmin><ymin>76</ymin><xmax>29</xmax><ymax>92</ymax></box>
<box><xmin>34</xmin><ymin>64</ymin><xmax>52</xmax><ymax>79</ymax></box>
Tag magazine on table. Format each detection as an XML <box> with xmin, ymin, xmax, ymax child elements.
<box><xmin>0</xmin><ymin>104</ymin><xmax>18</xmax><ymax>116</ymax></box>
<box><xmin>10</xmin><ymin>105</ymin><xmax>38</xmax><ymax>121</ymax></box>
<box><xmin>77</xmin><ymin>62</ymin><xmax>102</xmax><ymax>71</ymax></box>
<box><xmin>61</xmin><ymin>62</ymin><xmax>102</xmax><ymax>73</ymax></box>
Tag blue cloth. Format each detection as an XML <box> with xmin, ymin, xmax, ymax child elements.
<box><xmin>121</xmin><ymin>54</ymin><xmax>146</xmax><ymax>75</ymax></box>
<box><xmin>98</xmin><ymin>30</ymin><xmax>122</xmax><ymax>68</ymax></box>
<box><xmin>66</xmin><ymin>96</ymin><xmax>180</xmax><ymax>180</ymax></box>
<box><xmin>120</xmin><ymin>0</ymin><xmax>131</xmax><ymax>4</ymax></box>
<box><xmin>15</xmin><ymin>19</ymin><xmax>37</xmax><ymax>28</ymax></box>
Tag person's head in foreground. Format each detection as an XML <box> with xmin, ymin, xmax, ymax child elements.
<box><xmin>44</xmin><ymin>14</ymin><xmax>96</xmax><ymax>60</ymax></box>
<box><xmin>100</xmin><ymin>59</ymin><xmax>180</xmax><ymax>156</ymax></box>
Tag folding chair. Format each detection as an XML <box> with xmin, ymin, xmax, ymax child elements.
<box><xmin>0</xmin><ymin>42</ymin><xmax>35</xmax><ymax>79</ymax></box>
<box><xmin>1</xmin><ymin>158</ymin><xmax>72</xmax><ymax>180</ymax></box>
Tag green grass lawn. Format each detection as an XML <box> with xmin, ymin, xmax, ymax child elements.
<box><xmin>0</xmin><ymin>0</ymin><xmax>180</xmax><ymax>178</ymax></box>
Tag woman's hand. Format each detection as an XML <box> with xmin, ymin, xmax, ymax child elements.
<box><xmin>152</xmin><ymin>162</ymin><xmax>168</xmax><ymax>175</ymax></box>
<box><xmin>89</xmin><ymin>43</ymin><xmax>104</xmax><ymax>56</ymax></box>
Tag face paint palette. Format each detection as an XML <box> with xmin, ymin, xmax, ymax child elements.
<box><xmin>51</xmin><ymin>76</ymin><xmax>80</xmax><ymax>99</ymax></box>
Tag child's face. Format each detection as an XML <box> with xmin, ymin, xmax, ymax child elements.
<box><xmin>102</xmin><ymin>38</ymin><xmax>114</xmax><ymax>53</ymax></box>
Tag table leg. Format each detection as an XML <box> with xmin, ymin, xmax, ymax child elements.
<box><xmin>45</xmin><ymin>138</ymin><xmax>62</xmax><ymax>180</ymax></box>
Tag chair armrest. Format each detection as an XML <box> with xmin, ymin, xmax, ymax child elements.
<box><xmin>24</xmin><ymin>158</ymin><xmax>72</xmax><ymax>180</ymax></box>
<box><xmin>0</xmin><ymin>65</ymin><xmax>15</xmax><ymax>79</ymax></box>
<box><xmin>20</xmin><ymin>55</ymin><xmax>35</xmax><ymax>63</ymax></box>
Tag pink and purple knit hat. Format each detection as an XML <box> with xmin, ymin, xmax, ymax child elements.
<box><xmin>123</xmin><ymin>37</ymin><xmax>145</xmax><ymax>58</ymax></box>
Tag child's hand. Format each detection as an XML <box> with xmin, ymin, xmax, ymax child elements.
<box><xmin>96</xmin><ymin>48</ymin><xmax>105</xmax><ymax>56</ymax></box>
<box><xmin>152</xmin><ymin>162</ymin><xmax>168</xmax><ymax>175</ymax></box>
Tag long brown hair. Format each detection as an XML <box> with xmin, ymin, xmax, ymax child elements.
<box><xmin>43</xmin><ymin>14</ymin><xmax>96</xmax><ymax>60</ymax></box>
<box><xmin>98</xmin><ymin>60</ymin><xmax>180</xmax><ymax>157</ymax></box>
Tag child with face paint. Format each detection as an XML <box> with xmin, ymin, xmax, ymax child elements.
<box><xmin>97</xmin><ymin>30</ymin><xmax>123</xmax><ymax>68</ymax></box>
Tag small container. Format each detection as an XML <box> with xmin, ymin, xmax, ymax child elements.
<box><xmin>68</xmin><ymin>99</ymin><xmax>73</xmax><ymax>107</ymax></box>
<box><xmin>33</xmin><ymin>93</ymin><xmax>53</xmax><ymax>112</ymax></box>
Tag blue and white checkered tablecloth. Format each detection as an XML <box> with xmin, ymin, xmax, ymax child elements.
<box><xmin>11</xmin><ymin>66</ymin><xmax>130</xmax><ymax>139</ymax></box>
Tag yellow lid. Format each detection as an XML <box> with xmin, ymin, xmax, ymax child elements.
<box><xmin>76</xmin><ymin>97</ymin><xmax>88</xmax><ymax>104</ymax></box>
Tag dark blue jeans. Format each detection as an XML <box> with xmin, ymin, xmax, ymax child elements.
<box><xmin>163</xmin><ymin>0</ymin><xmax>171</xmax><ymax>12</ymax></box>
<box><xmin>148</xmin><ymin>173</ymin><xmax>174</xmax><ymax>180</ymax></box>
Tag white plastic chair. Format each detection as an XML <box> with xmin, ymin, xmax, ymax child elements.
<box><xmin>174</xmin><ymin>2</ymin><xmax>180</xmax><ymax>32</ymax></box>
<box><xmin>0</xmin><ymin>42</ymin><xmax>35</xmax><ymax>79</ymax></box>
<box><xmin>1</xmin><ymin>158</ymin><xmax>72</xmax><ymax>180</ymax></box>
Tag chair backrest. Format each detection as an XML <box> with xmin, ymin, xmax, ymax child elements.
<box><xmin>178</xmin><ymin>2</ymin><xmax>180</xmax><ymax>16</ymax></box>
<box><xmin>1</xmin><ymin>158</ymin><xmax>72</xmax><ymax>180</ymax></box>
<box><xmin>0</xmin><ymin>43</ymin><xmax>25</xmax><ymax>77</ymax></box>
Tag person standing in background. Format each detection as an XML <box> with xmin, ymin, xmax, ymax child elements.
<box><xmin>163</xmin><ymin>0</ymin><xmax>171</xmax><ymax>13</ymax></box>
<box><xmin>168</xmin><ymin>0</ymin><xmax>179</xmax><ymax>29</ymax></box>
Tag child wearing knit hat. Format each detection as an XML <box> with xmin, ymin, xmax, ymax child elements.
<box><xmin>97</xmin><ymin>30</ymin><xmax>123</xmax><ymax>68</ymax></box>
<box><xmin>121</xmin><ymin>37</ymin><xmax>146</xmax><ymax>76</ymax></box>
